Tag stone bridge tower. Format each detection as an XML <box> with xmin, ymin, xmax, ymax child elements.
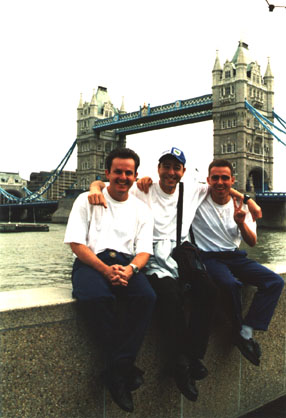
<box><xmin>76</xmin><ymin>86</ymin><xmax>126</xmax><ymax>190</ymax></box>
<box><xmin>212</xmin><ymin>41</ymin><xmax>274</xmax><ymax>193</ymax></box>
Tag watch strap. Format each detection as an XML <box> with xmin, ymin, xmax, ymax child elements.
<box><xmin>243</xmin><ymin>194</ymin><xmax>251</xmax><ymax>204</ymax></box>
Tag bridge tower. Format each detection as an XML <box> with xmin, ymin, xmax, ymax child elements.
<box><xmin>76</xmin><ymin>86</ymin><xmax>126</xmax><ymax>189</ymax></box>
<box><xmin>212</xmin><ymin>41</ymin><xmax>274</xmax><ymax>193</ymax></box>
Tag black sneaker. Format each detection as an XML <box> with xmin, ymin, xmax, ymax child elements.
<box><xmin>189</xmin><ymin>358</ymin><xmax>208</xmax><ymax>380</ymax></box>
<box><xmin>126</xmin><ymin>365</ymin><xmax>145</xmax><ymax>392</ymax></box>
<box><xmin>101</xmin><ymin>368</ymin><xmax>134</xmax><ymax>412</ymax></box>
<box><xmin>172</xmin><ymin>364</ymin><xmax>198</xmax><ymax>402</ymax></box>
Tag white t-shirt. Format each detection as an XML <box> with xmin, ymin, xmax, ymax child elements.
<box><xmin>132</xmin><ymin>180</ymin><xmax>209</xmax><ymax>243</ymax></box>
<box><xmin>192</xmin><ymin>194</ymin><xmax>257</xmax><ymax>252</ymax></box>
<box><xmin>64</xmin><ymin>189</ymin><xmax>154</xmax><ymax>256</ymax></box>
<box><xmin>130</xmin><ymin>179</ymin><xmax>208</xmax><ymax>278</ymax></box>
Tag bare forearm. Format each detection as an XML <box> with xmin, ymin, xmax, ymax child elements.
<box><xmin>230</xmin><ymin>189</ymin><xmax>262</xmax><ymax>220</ymax></box>
<box><xmin>130</xmin><ymin>252</ymin><xmax>150</xmax><ymax>270</ymax></box>
<box><xmin>90</xmin><ymin>180</ymin><xmax>105</xmax><ymax>193</ymax></box>
<box><xmin>70</xmin><ymin>243</ymin><xmax>108</xmax><ymax>275</ymax></box>
<box><xmin>238</xmin><ymin>224</ymin><xmax>257</xmax><ymax>247</ymax></box>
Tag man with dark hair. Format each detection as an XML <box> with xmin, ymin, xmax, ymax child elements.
<box><xmin>105</xmin><ymin>147</ymin><xmax>140</xmax><ymax>172</ymax></box>
<box><xmin>192</xmin><ymin>159</ymin><xmax>284</xmax><ymax>366</ymax></box>
<box><xmin>64</xmin><ymin>148</ymin><xmax>156</xmax><ymax>413</ymax></box>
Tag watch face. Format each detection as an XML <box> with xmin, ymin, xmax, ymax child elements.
<box><xmin>131</xmin><ymin>264</ymin><xmax>139</xmax><ymax>274</ymax></box>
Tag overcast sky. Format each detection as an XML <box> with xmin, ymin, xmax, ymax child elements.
<box><xmin>1</xmin><ymin>0</ymin><xmax>285</xmax><ymax>190</ymax></box>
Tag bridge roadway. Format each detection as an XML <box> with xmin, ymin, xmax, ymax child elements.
<box><xmin>0</xmin><ymin>200</ymin><xmax>58</xmax><ymax>209</ymax></box>
<box><xmin>93</xmin><ymin>93</ymin><xmax>213</xmax><ymax>135</ymax></box>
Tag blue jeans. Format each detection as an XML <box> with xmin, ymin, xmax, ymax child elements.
<box><xmin>201</xmin><ymin>250</ymin><xmax>284</xmax><ymax>332</ymax></box>
<box><xmin>72</xmin><ymin>250</ymin><xmax>156</xmax><ymax>367</ymax></box>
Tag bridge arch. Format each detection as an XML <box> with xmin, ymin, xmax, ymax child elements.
<box><xmin>246</xmin><ymin>167</ymin><xmax>269</xmax><ymax>193</ymax></box>
<box><xmin>0</xmin><ymin>189</ymin><xmax>27</xmax><ymax>221</ymax></box>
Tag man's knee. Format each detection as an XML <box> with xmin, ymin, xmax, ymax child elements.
<box><xmin>272</xmin><ymin>274</ymin><xmax>285</xmax><ymax>294</ymax></box>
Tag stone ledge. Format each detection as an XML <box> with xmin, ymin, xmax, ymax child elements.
<box><xmin>0</xmin><ymin>274</ymin><xmax>285</xmax><ymax>418</ymax></box>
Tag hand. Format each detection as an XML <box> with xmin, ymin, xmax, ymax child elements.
<box><xmin>88</xmin><ymin>189</ymin><xmax>107</xmax><ymax>208</ymax></box>
<box><xmin>233</xmin><ymin>197</ymin><xmax>246</xmax><ymax>225</ymax></box>
<box><xmin>137</xmin><ymin>177</ymin><xmax>153</xmax><ymax>193</ymax></box>
<box><xmin>247</xmin><ymin>199</ymin><xmax>262</xmax><ymax>221</ymax></box>
<box><xmin>103</xmin><ymin>265</ymin><xmax>128</xmax><ymax>286</ymax></box>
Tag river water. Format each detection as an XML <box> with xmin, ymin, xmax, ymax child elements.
<box><xmin>0</xmin><ymin>223</ymin><xmax>285</xmax><ymax>292</ymax></box>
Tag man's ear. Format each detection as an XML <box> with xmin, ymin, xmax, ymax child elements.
<box><xmin>206</xmin><ymin>176</ymin><xmax>211</xmax><ymax>185</ymax></box>
<box><xmin>105</xmin><ymin>169</ymin><xmax>110</xmax><ymax>179</ymax></box>
<box><xmin>231</xmin><ymin>176</ymin><xmax>235</xmax><ymax>185</ymax></box>
<box><xmin>135</xmin><ymin>172</ymin><xmax>138</xmax><ymax>179</ymax></box>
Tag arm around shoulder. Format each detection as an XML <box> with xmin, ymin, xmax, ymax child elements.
<box><xmin>88</xmin><ymin>180</ymin><xmax>107</xmax><ymax>207</ymax></box>
<box><xmin>230</xmin><ymin>188</ymin><xmax>262</xmax><ymax>221</ymax></box>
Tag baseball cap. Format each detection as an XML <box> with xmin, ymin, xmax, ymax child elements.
<box><xmin>159</xmin><ymin>147</ymin><xmax>186</xmax><ymax>165</ymax></box>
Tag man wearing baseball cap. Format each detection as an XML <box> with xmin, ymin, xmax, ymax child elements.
<box><xmin>89</xmin><ymin>146</ymin><xmax>216</xmax><ymax>402</ymax></box>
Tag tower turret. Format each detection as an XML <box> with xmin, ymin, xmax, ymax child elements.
<box><xmin>264</xmin><ymin>58</ymin><xmax>274</xmax><ymax>114</ymax></box>
<box><xmin>76</xmin><ymin>87</ymin><xmax>126</xmax><ymax>190</ymax></box>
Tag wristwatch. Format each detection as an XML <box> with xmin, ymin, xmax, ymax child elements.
<box><xmin>129</xmin><ymin>263</ymin><xmax>140</xmax><ymax>274</ymax></box>
<box><xmin>243</xmin><ymin>194</ymin><xmax>251</xmax><ymax>204</ymax></box>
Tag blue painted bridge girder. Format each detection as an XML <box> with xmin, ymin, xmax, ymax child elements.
<box><xmin>0</xmin><ymin>201</ymin><xmax>59</xmax><ymax>209</ymax></box>
<box><xmin>93</xmin><ymin>94</ymin><xmax>213</xmax><ymax>135</ymax></box>
<box><xmin>255</xmin><ymin>192</ymin><xmax>286</xmax><ymax>202</ymax></box>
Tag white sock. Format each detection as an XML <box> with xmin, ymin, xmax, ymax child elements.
<box><xmin>240</xmin><ymin>325</ymin><xmax>253</xmax><ymax>340</ymax></box>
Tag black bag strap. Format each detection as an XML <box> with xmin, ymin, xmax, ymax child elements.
<box><xmin>176</xmin><ymin>182</ymin><xmax>184</xmax><ymax>247</ymax></box>
<box><xmin>189</xmin><ymin>224</ymin><xmax>196</xmax><ymax>245</ymax></box>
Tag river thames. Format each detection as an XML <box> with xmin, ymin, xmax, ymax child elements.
<box><xmin>0</xmin><ymin>223</ymin><xmax>285</xmax><ymax>292</ymax></box>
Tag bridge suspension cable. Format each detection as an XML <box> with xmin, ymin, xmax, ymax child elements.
<box><xmin>245</xmin><ymin>100</ymin><xmax>286</xmax><ymax>147</ymax></box>
<box><xmin>0</xmin><ymin>139</ymin><xmax>77</xmax><ymax>203</ymax></box>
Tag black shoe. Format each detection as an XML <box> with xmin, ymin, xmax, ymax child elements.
<box><xmin>189</xmin><ymin>358</ymin><xmax>208</xmax><ymax>380</ymax></box>
<box><xmin>253</xmin><ymin>339</ymin><xmax>262</xmax><ymax>358</ymax></box>
<box><xmin>233</xmin><ymin>334</ymin><xmax>260</xmax><ymax>366</ymax></box>
<box><xmin>126</xmin><ymin>365</ymin><xmax>145</xmax><ymax>392</ymax></box>
<box><xmin>173</xmin><ymin>364</ymin><xmax>198</xmax><ymax>402</ymax></box>
<box><xmin>101</xmin><ymin>369</ymin><xmax>134</xmax><ymax>412</ymax></box>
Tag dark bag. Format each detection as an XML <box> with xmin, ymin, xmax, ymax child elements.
<box><xmin>172</xmin><ymin>183</ymin><xmax>208</xmax><ymax>291</ymax></box>
<box><xmin>172</xmin><ymin>240</ymin><xmax>207</xmax><ymax>275</ymax></box>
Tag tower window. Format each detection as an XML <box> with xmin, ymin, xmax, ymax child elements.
<box><xmin>225</xmin><ymin>70</ymin><xmax>231</xmax><ymax>79</ymax></box>
<box><xmin>232</xmin><ymin>162</ymin><xmax>237</xmax><ymax>174</ymax></box>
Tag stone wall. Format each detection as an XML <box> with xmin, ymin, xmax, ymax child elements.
<box><xmin>1</xmin><ymin>274</ymin><xmax>285</xmax><ymax>418</ymax></box>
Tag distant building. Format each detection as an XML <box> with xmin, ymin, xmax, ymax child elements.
<box><xmin>0</xmin><ymin>172</ymin><xmax>27</xmax><ymax>203</ymax></box>
<box><xmin>76</xmin><ymin>86</ymin><xmax>126</xmax><ymax>190</ymax></box>
<box><xmin>28</xmin><ymin>170</ymin><xmax>77</xmax><ymax>200</ymax></box>
<box><xmin>212</xmin><ymin>41</ymin><xmax>274</xmax><ymax>192</ymax></box>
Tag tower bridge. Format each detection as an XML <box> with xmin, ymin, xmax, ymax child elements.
<box><xmin>1</xmin><ymin>41</ymin><xmax>286</xmax><ymax>227</ymax></box>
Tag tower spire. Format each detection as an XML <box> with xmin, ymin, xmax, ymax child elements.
<box><xmin>213</xmin><ymin>50</ymin><xmax>222</xmax><ymax>71</ymax></box>
<box><xmin>264</xmin><ymin>57</ymin><xmax>273</xmax><ymax>78</ymax></box>
<box><xmin>120</xmin><ymin>96</ymin><xmax>126</xmax><ymax>113</ymax></box>
<box><xmin>78</xmin><ymin>93</ymin><xmax>83</xmax><ymax>109</ymax></box>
